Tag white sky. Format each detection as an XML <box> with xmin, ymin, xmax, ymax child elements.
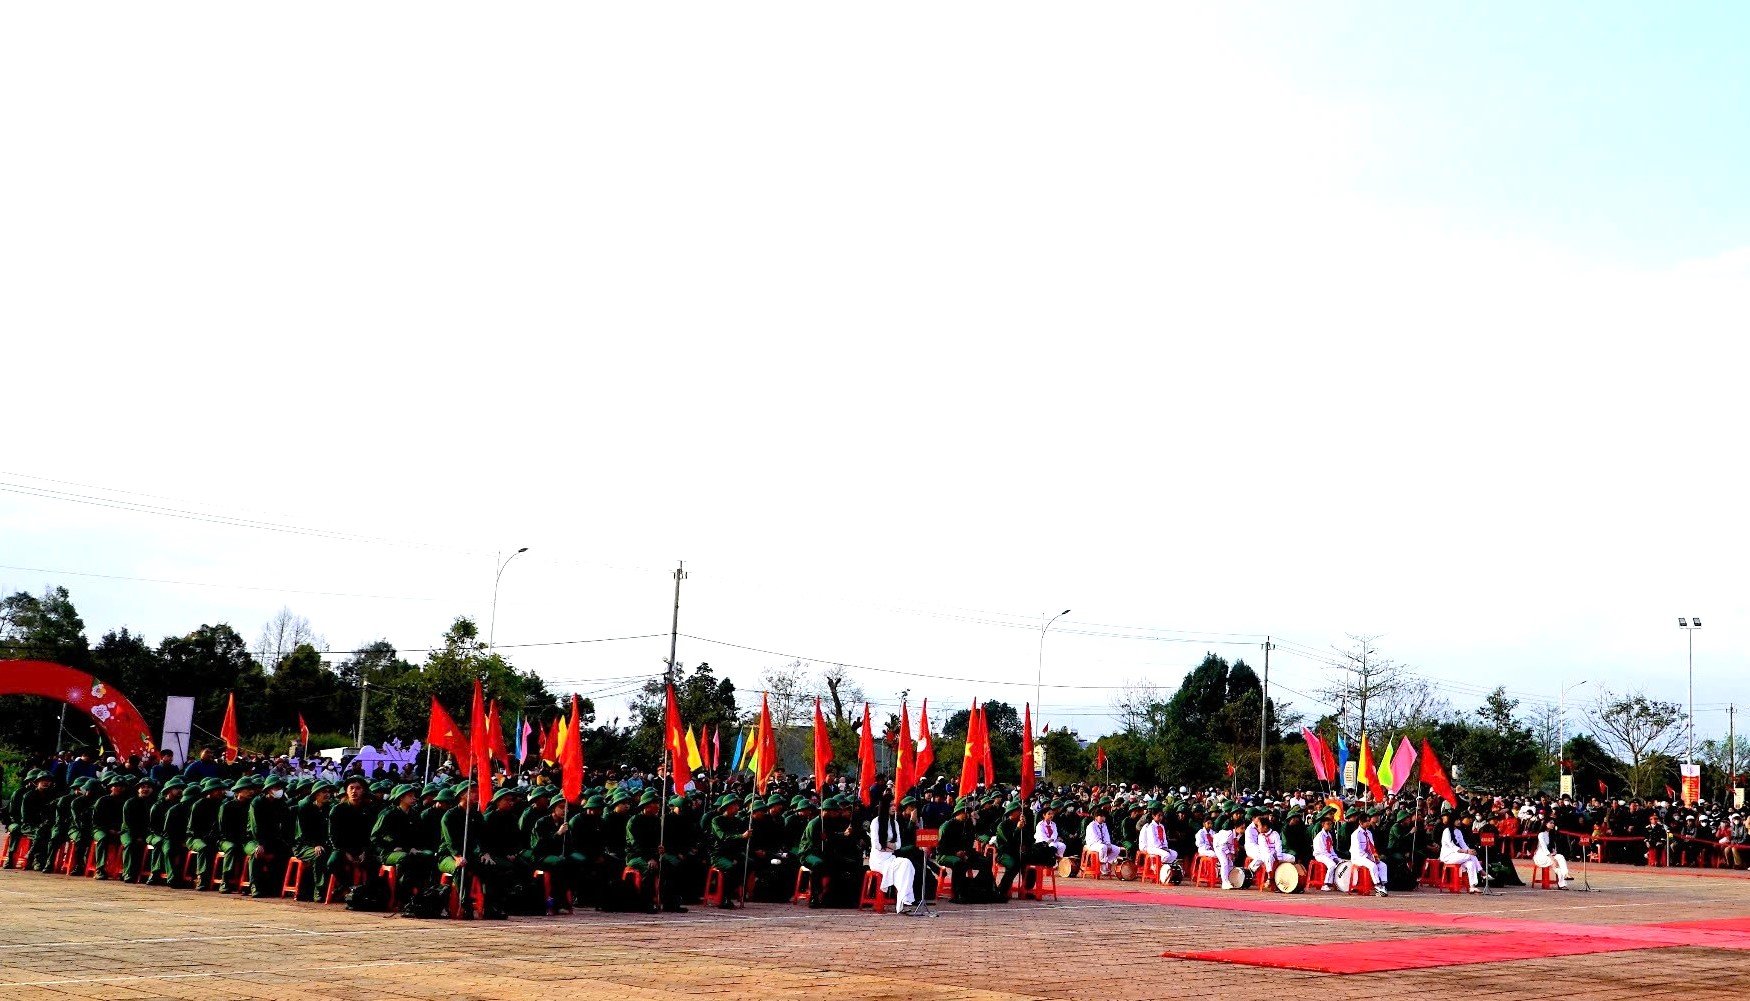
<box><xmin>3</xmin><ymin>5</ymin><xmax>1746</xmax><ymax>740</ymax></box>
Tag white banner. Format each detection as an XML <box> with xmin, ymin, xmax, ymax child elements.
<box><xmin>160</xmin><ymin>696</ymin><xmax>195</xmax><ymax>765</ymax></box>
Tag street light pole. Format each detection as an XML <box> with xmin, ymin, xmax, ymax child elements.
<box><xmin>1679</xmin><ymin>617</ymin><xmax>1701</xmax><ymax>763</ymax></box>
<box><xmin>489</xmin><ymin>547</ymin><xmax>529</xmax><ymax>649</ymax></box>
<box><xmin>1035</xmin><ymin>609</ymin><xmax>1071</xmax><ymax>769</ymax></box>
<box><xmin>1560</xmin><ymin>679</ymin><xmax>1588</xmax><ymax>794</ymax></box>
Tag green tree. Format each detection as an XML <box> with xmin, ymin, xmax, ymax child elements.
<box><xmin>1454</xmin><ymin>687</ymin><xmax>1539</xmax><ymax>791</ymax></box>
<box><xmin>265</xmin><ymin>643</ymin><xmax>346</xmax><ymax>735</ymax></box>
<box><xmin>628</xmin><ymin>663</ymin><xmax>738</xmax><ymax>771</ymax></box>
<box><xmin>157</xmin><ymin>624</ymin><xmax>268</xmax><ymax>751</ymax></box>
<box><xmin>1587</xmin><ymin>689</ymin><xmax>1685</xmax><ymax>797</ymax></box>
<box><xmin>1040</xmin><ymin>726</ymin><xmax>1087</xmax><ymax>784</ymax></box>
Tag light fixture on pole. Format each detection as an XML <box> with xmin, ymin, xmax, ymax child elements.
<box><xmin>1035</xmin><ymin>609</ymin><xmax>1071</xmax><ymax>775</ymax></box>
<box><xmin>489</xmin><ymin>547</ymin><xmax>529</xmax><ymax>648</ymax></box>
<box><xmin>1559</xmin><ymin>679</ymin><xmax>1588</xmax><ymax>794</ymax></box>
<box><xmin>1679</xmin><ymin>617</ymin><xmax>1701</xmax><ymax>763</ymax></box>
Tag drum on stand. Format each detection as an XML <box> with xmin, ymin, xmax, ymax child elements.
<box><xmin>1223</xmin><ymin>865</ymin><xmax>1248</xmax><ymax>889</ymax></box>
<box><xmin>1165</xmin><ymin>862</ymin><xmax>1184</xmax><ymax>886</ymax></box>
<box><xmin>1116</xmin><ymin>860</ymin><xmax>1139</xmax><ymax>882</ymax></box>
<box><xmin>1056</xmin><ymin>857</ymin><xmax>1075</xmax><ymax>879</ymax></box>
<box><xmin>1273</xmin><ymin>863</ymin><xmax>1306</xmax><ymax>894</ymax></box>
<box><xmin>1333</xmin><ymin>861</ymin><xmax>1355</xmax><ymax>893</ymax></box>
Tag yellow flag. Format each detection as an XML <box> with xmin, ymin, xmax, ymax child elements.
<box><xmin>552</xmin><ymin>716</ymin><xmax>572</xmax><ymax>766</ymax></box>
<box><xmin>684</xmin><ymin>726</ymin><xmax>704</xmax><ymax>772</ymax></box>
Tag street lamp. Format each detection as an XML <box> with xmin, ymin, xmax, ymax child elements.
<box><xmin>1035</xmin><ymin>609</ymin><xmax>1071</xmax><ymax>750</ymax></box>
<box><xmin>1559</xmin><ymin>679</ymin><xmax>1588</xmax><ymax>794</ymax></box>
<box><xmin>1679</xmin><ymin>617</ymin><xmax>1701</xmax><ymax>763</ymax></box>
<box><xmin>489</xmin><ymin>547</ymin><xmax>529</xmax><ymax>648</ymax></box>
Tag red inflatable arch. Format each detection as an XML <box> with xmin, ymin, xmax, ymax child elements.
<box><xmin>0</xmin><ymin>660</ymin><xmax>157</xmax><ymax>759</ymax></box>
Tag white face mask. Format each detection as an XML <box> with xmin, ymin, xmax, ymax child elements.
<box><xmin>270</xmin><ymin>789</ymin><xmax>285</xmax><ymax>799</ymax></box>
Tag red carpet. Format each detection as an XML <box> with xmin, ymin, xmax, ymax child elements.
<box><xmin>1167</xmin><ymin>931</ymin><xmax>1668</xmax><ymax>974</ymax></box>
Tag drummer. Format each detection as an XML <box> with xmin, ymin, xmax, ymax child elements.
<box><xmin>1310</xmin><ymin>811</ymin><xmax>1343</xmax><ymax>892</ymax></box>
<box><xmin>1138</xmin><ymin>806</ymin><xmax>1179</xmax><ymax>881</ymax></box>
<box><xmin>1245</xmin><ymin>812</ymin><xmax>1295</xmax><ymax>881</ymax></box>
<box><xmin>1213</xmin><ymin>816</ymin><xmax>1244</xmax><ymax>889</ymax></box>
<box><xmin>1083</xmin><ymin>806</ymin><xmax>1121</xmax><ymax>875</ymax></box>
<box><xmin>1349</xmin><ymin>810</ymin><xmax>1389</xmax><ymax>897</ymax></box>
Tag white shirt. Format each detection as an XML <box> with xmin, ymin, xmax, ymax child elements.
<box><xmin>1349</xmin><ymin>827</ymin><xmax>1378</xmax><ymax>861</ymax></box>
<box><xmin>1213</xmin><ymin>829</ymin><xmax>1238</xmax><ymax>857</ymax></box>
<box><xmin>1139</xmin><ymin>821</ymin><xmax>1166</xmax><ymax>855</ymax></box>
<box><xmin>1086</xmin><ymin>819</ymin><xmax>1114</xmax><ymax>848</ymax></box>
<box><xmin>1035</xmin><ymin>819</ymin><xmax>1062</xmax><ymax>845</ymax></box>
<box><xmin>1312</xmin><ymin>829</ymin><xmax>1339</xmax><ymax>859</ymax></box>
<box><xmin>1195</xmin><ymin>827</ymin><xmax>1215</xmax><ymax>853</ymax></box>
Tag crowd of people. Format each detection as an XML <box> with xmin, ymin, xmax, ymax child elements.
<box><xmin>5</xmin><ymin>744</ymin><xmax>1749</xmax><ymax>921</ymax></box>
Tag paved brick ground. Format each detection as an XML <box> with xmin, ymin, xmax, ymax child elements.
<box><xmin>2</xmin><ymin>862</ymin><xmax>1749</xmax><ymax>1000</ymax></box>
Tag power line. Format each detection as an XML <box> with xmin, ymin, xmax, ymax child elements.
<box><xmin>0</xmin><ymin>562</ymin><xmax>433</xmax><ymax>602</ymax></box>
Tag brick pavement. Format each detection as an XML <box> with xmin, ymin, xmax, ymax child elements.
<box><xmin>1</xmin><ymin>862</ymin><xmax>1748</xmax><ymax>1000</ymax></box>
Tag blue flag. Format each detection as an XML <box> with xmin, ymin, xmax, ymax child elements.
<box><xmin>730</xmin><ymin>727</ymin><xmax>747</xmax><ymax>773</ymax></box>
<box><xmin>1336</xmin><ymin>735</ymin><xmax>1350</xmax><ymax>789</ymax></box>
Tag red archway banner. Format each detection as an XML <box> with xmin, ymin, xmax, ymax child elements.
<box><xmin>0</xmin><ymin>660</ymin><xmax>157</xmax><ymax>759</ymax></box>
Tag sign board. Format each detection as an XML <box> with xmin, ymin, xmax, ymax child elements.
<box><xmin>1032</xmin><ymin>744</ymin><xmax>1045</xmax><ymax>778</ymax></box>
<box><xmin>1680</xmin><ymin>763</ymin><xmax>1702</xmax><ymax>807</ymax></box>
<box><xmin>1560</xmin><ymin>774</ymin><xmax>1573</xmax><ymax>797</ymax></box>
<box><xmin>1342</xmin><ymin>760</ymin><xmax>1358</xmax><ymax>790</ymax></box>
<box><xmin>915</xmin><ymin>827</ymin><xmax>940</xmax><ymax>850</ymax></box>
<box><xmin>1735</xmin><ymin>786</ymin><xmax>1745</xmax><ymax>810</ymax></box>
<box><xmin>1479</xmin><ymin>832</ymin><xmax>1496</xmax><ymax>848</ymax></box>
<box><xmin>160</xmin><ymin>696</ymin><xmax>195</xmax><ymax>766</ymax></box>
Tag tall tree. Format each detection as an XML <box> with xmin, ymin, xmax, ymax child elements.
<box><xmin>1587</xmin><ymin>689</ymin><xmax>1686</xmax><ymax>797</ymax></box>
<box><xmin>0</xmin><ymin>587</ymin><xmax>93</xmax><ymax>749</ymax></box>
<box><xmin>253</xmin><ymin>607</ymin><xmax>324</xmax><ymax>670</ymax></box>
<box><xmin>157</xmin><ymin>624</ymin><xmax>268</xmax><ymax>749</ymax></box>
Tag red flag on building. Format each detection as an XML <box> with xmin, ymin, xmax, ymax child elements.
<box><xmin>916</xmin><ymin>699</ymin><xmax>935</xmax><ymax>778</ymax></box>
<box><xmin>1419</xmin><ymin>738</ymin><xmax>1458</xmax><ymax>808</ymax></box>
<box><xmin>957</xmin><ymin>699</ymin><xmax>981</xmax><ymax>795</ymax></box>
<box><xmin>813</xmin><ymin>698</ymin><xmax>832</xmax><ymax>792</ymax></box>
<box><xmin>426</xmin><ymin>696</ymin><xmax>468</xmax><ymax>762</ymax></box>
<box><xmin>468</xmin><ymin>679</ymin><xmax>493</xmax><ymax>790</ymax></box>
<box><xmin>220</xmin><ymin>693</ymin><xmax>240</xmax><ymax>763</ymax></box>
<box><xmin>561</xmin><ymin>694</ymin><xmax>585</xmax><ymax>803</ymax></box>
<box><xmin>858</xmin><ymin>702</ymin><xmax>877</xmax><ymax>806</ymax></box>
<box><xmin>297</xmin><ymin>713</ymin><xmax>310</xmax><ymax>748</ymax></box>
<box><xmin>896</xmin><ymin>701</ymin><xmax>916</xmax><ymax>796</ymax></box>
<box><xmin>663</xmin><ymin>683</ymin><xmax>687</xmax><ymax>796</ymax></box>
<box><xmin>1020</xmin><ymin>703</ymin><xmax>1035</xmax><ymax>801</ymax></box>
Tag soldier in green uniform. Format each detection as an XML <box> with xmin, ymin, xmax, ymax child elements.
<box><xmin>419</xmin><ymin>785</ymin><xmax>451</xmax><ymax>852</ymax></box>
<box><xmin>748</xmin><ymin>794</ymin><xmax>796</xmax><ymax>902</ymax></box>
<box><xmin>482</xmin><ymin>786</ymin><xmax>531</xmax><ymax>911</ymax></box>
<box><xmin>705</xmin><ymin>794</ymin><xmax>749</xmax><ymax>909</ymax></box>
<box><xmin>62</xmin><ymin>778</ymin><xmax>96</xmax><ymax>875</ymax></box>
<box><xmin>626</xmin><ymin>789</ymin><xmax>685</xmax><ymax>913</ymax></box>
<box><xmin>152</xmin><ymin>778</ymin><xmax>192</xmax><ymax>886</ymax></box>
<box><xmin>373</xmin><ymin>783</ymin><xmax>437</xmax><ymax>900</ymax></box>
<box><xmin>994</xmin><ymin>801</ymin><xmax>1047</xmax><ymax>900</ymax></box>
<box><xmin>185</xmin><ymin>778</ymin><xmax>227</xmax><ymax>889</ymax></box>
<box><xmin>290</xmin><ymin>781</ymin><xmax>335</xmax><ymax>900</ymax></box>
<box><xmin>325</xmin><ymin>774</ymin><xmax>375</xmax><ymax>893</ymax></box>
<box><xmin>119</xmin><ymin>776</ymin><xmax>156</xmax><ymax>882</ymax></box>
<box><xmin>214</xmin><ymin>777</ymin><xmax>257</xmax><ymax>892</ymax></box>
<box><xmin>438</xmin><ymin>782</ymin><xmax>509</xmax><ymax>919</ymax></box>
<box><xmin>2</xmin><ymin>772</ymin><xmax>31</xmax><ymax>869</ymax></box>
<box><xmin>17</xmin><ymin>772</ymin><xmax>58</xmax><ymax>872</ymax></box>
<box><xmin>600</xmin><ymin>791</ymin><xmax>633</xmax><ymax>878</ymax></box>
<box><xmin>89</xmin><ymin>774</ymin><xmax>129</xmax><ymax>878</ymax></box>
<box><xmin>245</xmin><ymin>774</ymin><xmax>293</xmax><ymax>897</ymax></box>
<box><xmin>937</xmin><ymin>797</ymin><xmax>995</xmax><ymax>902</ymax></box>
<box><xmin>526</xmin><ymin>794</ymin><xmax>586</xmax><ymax>910</ymax></box>
<box><xmin>571</xmin><ymin>793</ymin><xmax>607</xmax><ymax>906</ymax></box>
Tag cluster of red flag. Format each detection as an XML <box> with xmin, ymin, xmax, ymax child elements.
<box><xmin>1300</xmin><ymin>726</ymin><xmax>1457</xmax><ymax>807</ymax></box>
<box><xmin>423</xmin><ymin>680</ymin><xmax>590</xmax><ymax>798</ymax></box>
<box><xmin>956</xmin><ymin>699</ymin><xmax>998</xmax><ymax>795</ymax></box>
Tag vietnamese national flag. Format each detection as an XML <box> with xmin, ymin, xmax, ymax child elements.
<box><xmin>1020</xmin><ymin>703</ymin><xmax>1035</xmax><ymax>801</ymax></box>
<box><xmin>1225</xmin><ymin>760</ymin><xmax>1236</xmax><ymax>778</ymax></box>
<box><xmin>858</xmin><ymin>702</ymin><xmax>877</xmax><ymax>806</ymax></box>
<box><xmin>1095</xmin><ymin>745</ymin><xmax>1107</xmax><ymax>771</ymax></box>
<box><xmin>468</xmin><ymin>679</ymin><xmax>494</xmax><ymax>790</ymax></box>
<box><xmin>916</xmin><ymin>700</ymin><xmax>935</xmax><ymax>778</ymax></box>
<box><xmin>426</xmin><ymin>696</ymin><xmax>469</xmax><ymax>762</ymax></box>
<box><xmin>1419</xmin><ymin>738</ymin><xmax>1458</xmax><ymax>808</ymax></box>
<box><xmin>663</xmin><ymin>684</ymin><xmax>687</xmax><ymax>796</ymax></box>
<box><xmin>974</xmin><ymin>704</ymin><xmax>995</xmax><ymax>787</ymax></box>
<box><xmin>896</xmin><ymin>701</ymin><xmax>915</xmax><ymax>797</ymax></box>
<box><xmin>754</xmin><ymin>693</ymin><xmax>778</xmax><ymax>794</ymax></box>
<box><xmin>561</xmin><ymin>694</ymin><xmax>585</xmax><ymax>803</ymax></box>
<box><xmin>486</xmin><ymin>700</ymin><xmax>511</xmax><ymax>771</ymax></box>
<box><xmin>812</xmin><ymin>698</ymin><xmax>832</xmax><ymax>792</ymax></box>
<box><xmin>220</xmin><ymin>692</ymin><xmax>241</xmax><ymax>763</ymax></box>
<box><xmin>297</xmin><ymin>713</ymin><xmax>310</xmax><ymax>749</ymax></box>
<box><xmin>958</xmin><ymin>699</ymin><xmax>981</xmax><ymax>795</ymax></box>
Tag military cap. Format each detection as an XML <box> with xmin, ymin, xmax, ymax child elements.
<box><xmin>637</xmin><ymin>789</ymin><xmax>660</xmax><ymax>805</ymax></box>
<box><xmin>260</xmin><ymin>774</ymin><xmax>287</xmax><ymax>792</ymax></box>
<box><xmin>583</xmin><ymin>795</ymin><xmax>605</xmax><ymax>808</ymax></box>
<box><xmin>433</xmin><ymin>786</ymin><xmax>459</xmax><ymax>803</ymax></box>
<box><xmin>343</xmin><ymin>774</ymin><xmax>371</xmax><ymax>788</ymax></box>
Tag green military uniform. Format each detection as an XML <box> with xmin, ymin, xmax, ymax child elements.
<box><xmin>291</xmin><ymin>784</ymin><xmax>335</xmax><ymax>900</ymax></box>
<box><xmin>185</xmin><ymin>779</ymin><xmax>227</xmax><ymax>889</ymax></box>
<box><xmin>324</xmin><ymin>776</ymin><xmax>376</xmax><ymax>891</ymax></box>
<box><xmin>245</xmin><ymin>775</ymin><xmax>294</xmax><ymax>897</ymax></box>
<box><xmin>89</xmin><ymin>776</ymin><xmax>129</xmax><ymax>878</ymax></box>
<box><xmin>215</xmin><ymin>778</ymin><xmax>257</xmax><ymax>892</ymax></box>
<box><xmin>372</xmin><ymin>784</ymin><xmax>437</xmax><ymax>899</ymax></box>
<box><xmin>704</xmin><ymin>797</ymin><xmax>749</xmax><ymax>907</ymax></box>
<box><xmin>119</xmin><ymin>778</ymin><xmax>157</xmax><ymax>882</ymax></box>
<box><xmin>626</xmin><ymin>790</ymin><xmax>684</xmax><ymax>911</ymax></box>
<box><xmin>154</xmin><ymin>780</ymin><xmax>193</xmax><ymax>885</ymax></box>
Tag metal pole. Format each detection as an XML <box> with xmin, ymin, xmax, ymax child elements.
<box><xmin>489</xmin><ymin>547</ymin><xmax>528</xmax><ymax>649</ymax></box>
<box><xmin>1035</xmin><ymin>609</ymin><xmax>1070</xmax><ymax>773</ymax></box>
<box><xmin>1687</xmin><ymin>625</ymin><xmax>1695</xmax><ymax>764</ymax></box>
<box><xmin>667</xmin><ymin>562</ymin><xmax>687</xmax><ymax>683</ymax></box>
<box><xmin>1259</xmin><ymin>637</ymin><xmax>1273</xmax><ymax>791</ymax></box>
<box><xmin>55</xmin><ymin>704</ymin><xmax>67</xmax><ymax>755</ymax></box>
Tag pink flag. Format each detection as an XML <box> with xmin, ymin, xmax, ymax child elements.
<box><xmin>520</xmin><ymin>716</ymin><xmax>534</xmax><ymax>761</ymax></box>
<box><xmin>1389</xmin><ymin>736</ymin><xmax>1418</xmax><ymax>794</ymax></box>
<box><xmin>1302</xmin><ymin>727</ymin><xmax>1329</xmax><ymax>782</ymax></box>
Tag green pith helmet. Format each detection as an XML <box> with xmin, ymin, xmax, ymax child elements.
<box><xmin>433</xmin><ymin>787</ymin><xmax>459</xmax><ymax>804</ymax></box>
<box><xmin>637</xmin><ymin>789</ymin><xmax>659</xmax><ymax>806</ymax></box>
<box><xmin>391</xmin><ymin>784</ymin><xmax>420</xmax><ymax>802</ymax></box>
<box><xmin>583</xmin><ymin>795</ymin><xmax>605</xmax><ymax>809</ymax></box>
<box><xmin>260</xmin><ymin>775</ymin><xmax>287</xmax><ymax>792</ymax></box>
<box><xmin>668</xmin><ymin>796</ymin><xmax>688</xmax><ymax>808</ymax></box>
<box><xmin>490</xmin><ymin>786</ymin><xmax>523</xmax><ymax>804</ymax></box>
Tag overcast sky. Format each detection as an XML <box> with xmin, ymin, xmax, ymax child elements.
<box><xmin>3</xmin><ymin>3</ymin><xmax>1747</xmax><ymax>741</ymax></box>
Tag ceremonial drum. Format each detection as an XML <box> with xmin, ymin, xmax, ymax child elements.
<box><xmin>1223</xmin><ymin>866</ymin><xmax>1248</xmax><ymax>889</ymax></box>
<box><xmin>1164</xmin><ymin>862</ymin><xmax>1184</xmax><ymax>886</ymax></box>
<box><xmin>1116</xmin><ymin>860</ymin><xmax>1139</xmax><ymax>881</ymax></box>
<box><xmin>1056</xmin><ymin>857</ymin><xmax>1076</xmax><ymax>879</ymax></box>
<box><xmin>1333</xmin><ymin>861</ymin><xmax>1355</xmax><ymax>893</ymax></box>
<box><xmin>1272</xmin><ymin>863</ymin><xmax>1306</xmax><ymax>894</ymax></box>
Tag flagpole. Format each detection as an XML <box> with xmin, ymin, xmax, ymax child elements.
<box><xmin>656</xmin><ymin>743</ymin><xmax>670</xmax><ymax>912</ymax></box>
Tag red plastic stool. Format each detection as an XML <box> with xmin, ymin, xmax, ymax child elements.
<box><xmin>1444</xmin><ymin>863</ymin><xmax>1469</xmax><ymax>894</ymax></box>
<box><xmin>88</xmin><ymin>841</ymin><xmax>123</xmax><ymax>878</ymax></box>
<box><xmin>531</xmin><ymin>869</ymin><xmax>572</xmax><ymax>913</ymax></box>
<box><xmin>323</xmin><ymin>861</ymin><xmax>364</xmax><ymax>903</ymax></box>
<box><xmin>1138</xmin><ymin>855</ymin><xmax>1162</xmax><ymax>882</ymax></box>
<box><xmin>439</xmin><ymin>870</ymin><xmax>486</xmax><ymax>918</ymax></box>
<box><xmin>1079</xmin><ymin>848</ymin><xmax>1104</xmax><ymax>878</ymax></box>
<box><xmin>790</xmin><ymin>865</ymin><xmax>812</xmax><ymax>905</ymax></box>
<box><xmin>280</xmin><ymin>857</ymin><xmax>305</xmax><ymax>899</ymax></box>
<box><xmin>378</xmin><ymin>864</ymin><xmax>400</xmax><ymax>911</ymax></box>
<box><xmin>1255</xmin><ymin>863</ymin><xmax>1276</xmax><ymax>892</ymax></box>
<box><xmin>1019</xmin><ymin>864</ymin><xmax>1058</xmax><ymax>901</ymax></box>
<box><xmin>1190</xmin><ymin>855</ymin><xmax>1220</xmax><ymax>888</ymax></box>
<box><xmin>1419</xmin><ymin>858</ymin><xmax>1445</xmax><ymax>886</ymax></box>
<box><xmin>702</xmin><ymin>867</ymin><xmax>737</xmax><ymax>907</ymax></box>
<box><xmin>858</xmin><ymin>869</ymin><xmax>887</xmax><ymax>912</ymax></box>
<box><xmin>1532</xmin><ymin>864</ymin><xmax>1556</xmax><ymax>889</ymax></box>
<box><xmin>620</xmin><ymin>866</ymin><xmax>643</xmax><ymax>895</ymax></box>
<box><xmin>3</xmin><ymin>834</ymin><xmax>32</xmax><ymax>869</ymax></box>
<box><xmin>1348</xmin><ymin>864</ymin><xmax>1375</xmax><ymax>895</ymax></box>
<box><xmin>1308</xmin><ymin>859</ymin><xmax>1329</xmax><ymax>889</ymax></box>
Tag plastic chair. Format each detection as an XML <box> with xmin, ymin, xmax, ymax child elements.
<box><xmin>280</xmin><ymin>857</ymin><xmax>305</xmax><ymax>899</ymax></box>
<box><xmin>1019</xmin><ymin>864</ymin><xmax>1058</xmax><ymax>901</ymax></box>
<box><xmin>1532</xmin><ymin>864</ymin><xmax>1557</xmax><ymax>889</ymax></box>
<box><xmin>1190</xmin><ymin>855</ymin><xmax>1220</xmax><ymax>888</ymax></box>
<box><xmin>1078</xmin><ymin>848</ymin><xmax>1103</xmax><ymax>878</ymax></box>
<box><xmin>790</xmin><ymin>865</ymin><xmax>812</xmax><ymax>905</ymax></box>
<box><xmin>1348</xmin><ymin>864</ymin><xmax>1375</xmax><ymax>895</ymax></box>
<box><xmin>857</xmin><ymin>869</ymin><xmax>887</xmax><ymax>912</ymax></box>
<box><xmin>1138</xmin><ymin>854</ymin><xmax>1162</xmax><ymax>882</ymax></box>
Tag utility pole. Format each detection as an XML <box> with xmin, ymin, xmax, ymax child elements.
<box><xmin>355</xmin><ymin>678</ymin><xmax>369</xmax><ymax>747</ymax></box>
<box><xmin>666</xmin><ymin>561</ymin><xmax>687</xmax><ymax>683</ymax></box>
<box><xmin>1730</xmin><ymin>704</ymin><xmax>1737</xmax><ymax>806</ymax></box>
<box><xmin>1258</xmin><ymin>636</ymin><xmax>1273</xmax><ymax>791</ymax></box>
